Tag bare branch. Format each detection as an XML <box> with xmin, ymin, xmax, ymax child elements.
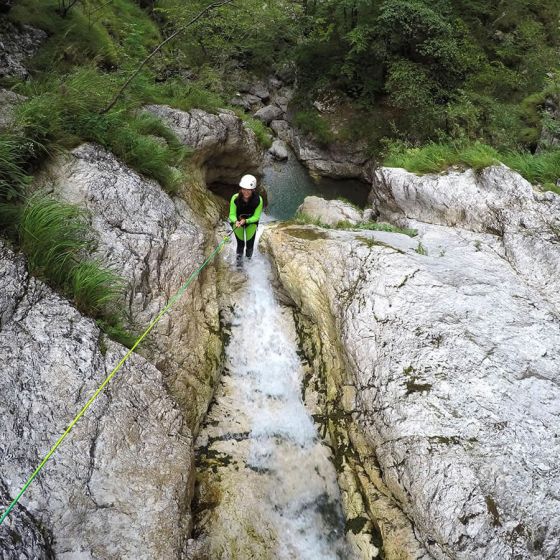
<box><xmin>101</xmin><ymin>0</ymin><xmax>235</xmax><ymax>114</ymax></box>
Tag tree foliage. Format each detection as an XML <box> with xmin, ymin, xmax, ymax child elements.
<box><xmin>294</xmin><ymin>0</ymin><xmax>560</xmax><ymax>147</ymax></box>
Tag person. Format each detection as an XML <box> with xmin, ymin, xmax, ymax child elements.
<box><xmin>229</xmin><ymin>174</ymin><xmax>263</xmax><ymax>267</ymax></box>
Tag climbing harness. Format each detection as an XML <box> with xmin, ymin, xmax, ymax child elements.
<box><xmin>0</xmin><ymin>229</ymin><xmax>234</xmax><ymax>527</ymax></box>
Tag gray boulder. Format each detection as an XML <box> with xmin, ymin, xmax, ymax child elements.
<box><xmin>290</xmin><ymin>131</ymin><xmax>370</xmax><ymax>180</ymax></box>
<box><xmin>372</xmin><ymin>165</ymin><xmax>560</xmax><ymax>311</ymax></box>
<box><xmin>229</xmin><ymin>92</ymin><xmax>262</xmax><ymax>111</ymax></box>
<box><xmin>0</xmin><ymin>243</ymin><xmax>191</xmax><ymax>558</ymax></box>
<box><xmin>270</xmin><ymin>119</ymin><xmax>291</xmax><ymax>142</ymax></box>
<box><xmin>273</xmin><ymin>95</ymin><xmax>290</xmax><ymax>113</ymax></box>
<box><xmin>249</xmin><ymin>82</ymin><xmax>270</xmax><ymax>101</ymax></box>
<box><xmin>297</xmin><ymin>195</ymin><xmax>363</xmax><ymax>226</ymax></box>
<box><xmin>268</xmin><ymin>139</ymin><xmax>289</xmax><ymax>161</ymax></box>
<box><xmin>268</xmin><ymin>76</ymin><xmax>283</xmax><ymax>90</ymax></box>
<box><xmin>253</xmin><ymin>104</ymin><xmax>284</xmax><ymax>125</ymax></box>
<box><xmin>144</xmin><ymin>105</ymin><xmax>263</xmax><ymax>185</ymax></box>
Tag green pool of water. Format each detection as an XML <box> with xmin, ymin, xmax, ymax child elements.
<box><xmin>264</xmin><ymin>151</ymin><xmax>370</xmax><ymax>221</ymax></box>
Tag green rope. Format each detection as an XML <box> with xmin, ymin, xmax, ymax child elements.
<box><xmin>0</xmin><ymin>232</ymin><xmax>233</xmax><ymax>527</ymax></box>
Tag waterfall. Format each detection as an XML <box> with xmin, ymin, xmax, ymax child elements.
<box><xmin>188</xmin><ymin>236</ymin><xmax>357</xmax><ymax>559</ymax></box>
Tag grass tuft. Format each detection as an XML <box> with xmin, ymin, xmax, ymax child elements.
<box><xmin>383</xmin><ymin>140</ymin><xmax>560</xmax><ymax>192</ymax></box>
<box><xmin>384</xmin><ymin>140</ymin><xmax>499</xmax><ymax>174</ymax></box>
<box><xmin>18</xmin><ymin>192</ymin><xmax>122</xmax><ymax>317</ymax></box>
<box><xmin>15</xmin><ymin>69</ymin><xmax>190</xmax><ymax>194</ymax></box>
<box><xmin>234</xmin><ymin>111</ymin><xmax>273</xmax><ymax>148</ymax></box>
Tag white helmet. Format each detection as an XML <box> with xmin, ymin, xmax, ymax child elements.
<box><xmin>239</xmin><ymin>174</ymin><xmax>257</xmax><ymax>190</ymax></box>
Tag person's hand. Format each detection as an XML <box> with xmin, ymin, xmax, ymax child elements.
<box><xmin>235</xmin><ymin>220</ymin><xmax>241</xmax><ymax>228</ymax></box>
<box><xmin>240</xmin><ymin>218</ymin><xmax>246</xmax><ymax>226</ymax></box>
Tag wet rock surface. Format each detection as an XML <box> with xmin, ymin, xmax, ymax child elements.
<box><xmin>0</xmin><ymin>243</ymin><xmax>191</xmax><ymax>559</ymax></box>
<box><xmin>187</xmin><ymin>246</ymin><xmax>362</xmax><ymax>560</ymax></box>
<box><xmin>263</xmin><ymin>167</ymin><xmax>560</xmax><ymax>559</ymax></box>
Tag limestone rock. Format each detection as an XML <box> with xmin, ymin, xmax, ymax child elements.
<box><xmin>268</xmin><ymin>76</ymin><xmax>283</xmax><ymax>90</ymax></box>
<box><xmin>253</xmin><ymin>104</ymin><xmax>284</xmax><ymax>125</ymax></box>
<box><xmin>249</xmin><ymin>82</ymin><xmax>270</xmax><ymax>101</ymax></box>
<box><xmin>0</xmin><ymin>481</ymin><xmax>53</xmax><ymax>559</ymax></box>
<box><xmin>270</xmin><ymin>119</ymin><xmax>291</xmax><ymax>142</ymax></box>
<box><xmin>297</xmin><ymin>195</ymin><xmax>363</xmax><ymax>226</ymax></box>
<box><xmin>372</xmin><ymin>165</ymin><xmax>560</xmax><ymax>311</ymax></box>
<box><xmin>0</xmin><ymin>88</ymin><xmax>25</xmax><ymax>132</ymax></box>
<box><xmin>290</xmin><ymin>130</ymin><xmax>371</xmax><ymax>180</ymax></box>
<box><xmin>274</xmin><ymin>96</ymin><xmax>289</xmax><ymax>113</ymax></box>
<box><xmin>229</xmin><ymin>92</ymin><xmax>262</xmax><ymax>111</ymax></box>
<box><xmin>269</xmin><ymin>139</ymin><xmax>289</xmax><ymax>161</ymax></box>
<box><xmin>144</xmin><ymin>105</ymin><xmax>263</xmax><ymax>185</ymax></box>
<box><xmin>0</xmin><ymin>20</ymin><xmax>46</xmax><ymax>79</ymax></box>
<box><xmin>39</xmin><ymin>142</ymin><xmax>222</xmax><ymax>431</ymax></box>
<box><xmin>263</xmin><ymin>163</ymin><xmax>560</xmax><ymax>559</ymax></box>
<box><xmin>0</xmin><ymin>243</ymin><xmax>191</xmax><ymax>558</ymax></box>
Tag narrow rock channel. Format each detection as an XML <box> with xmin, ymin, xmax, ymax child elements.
<box><xmin>187</xmin><ymin>240</ymin><xmax>359</xmax><ymax>559</ymax></box>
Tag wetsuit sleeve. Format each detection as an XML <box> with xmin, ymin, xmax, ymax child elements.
<box><xmin>229</xmin><ymin>194</ymin><xmax>238</xmax><ymax>223</ymax></box>
<box><xmin>245</xmin><ymin>196</ymin><xmax>263</xmax><ymax>224</ymax></box>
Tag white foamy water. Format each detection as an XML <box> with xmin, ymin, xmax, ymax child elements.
<box><xmin>190</xmin><ymin>232</ymin><xmax>358</xmax><ymax>560</ymax></box>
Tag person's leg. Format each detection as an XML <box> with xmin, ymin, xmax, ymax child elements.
<box><xmin>236</xmin><ymin>235</ymin><xmax>245</xmax><ymax>256</ymax></box>
<box><xmin>236</xmin><ymin>236</ymin><xmax>245</xmax><ymax>267</ymax></box>
<box><xmin>245</xmin><ymin>235</ymin><xmax>256</xmax><ymax>259</ymax></box>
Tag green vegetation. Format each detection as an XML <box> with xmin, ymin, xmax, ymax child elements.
<box><xmin>17</xmin><ymin>193</ymin><xmax>122</xmax><ymax>316</ymax></box>
<box><xmin>415</xmin><ymin>242</ymin><xmax>428</xmax><ymax>256</ymax></box>
<box><xmin>7</xmin><ymin>0</ymin><xmax>160</xmax><ymax>75</ymax></box>
<box><xmin>338</xmin><ymin>220</ymin><xmax>418</xmax><ymax>238</ymax></box>
<box><xmin>293</xmin><ymin>110</ymin><xmax>334</xmax><ymax>147</ymax></box>
<box><xmin>236</xmin><ymin>112</ymin><xmax>273</xmax><ymax>149</ymax></box>
<box><xmin>14</xmin><ymin>69</ymin><xmax>194</xmax><ymax>194</ymax></box>
<box><xmin>383</xmin><ymin>140</ymin><xmax>560</xmax><ymax>192</ymax></box>
<box><xmin>384</xmin><ymin>141</ymin><xmax>499</xmax><ymax>174</ymax></box>
<box><xmin>294</xmin><ymin>0</ymin><xmax>560</xmax><ymax>151</ymax></box>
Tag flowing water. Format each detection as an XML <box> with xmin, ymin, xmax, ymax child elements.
<box><xmin>189</xmin><ymin>152</ymin><xmax>366</xmax><ymax>558</ymax></box>
<box><xmin>188</xmin><ymin>238</ymin><xmax>358</xmax><ymax>559</ymax></box>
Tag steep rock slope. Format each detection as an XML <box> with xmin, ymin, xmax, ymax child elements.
<box><xmin>0</xmin><ymin>243</ymin><xmax>191</xmax><ymax>558</ymax></box>
<box><xmin>262</xmin><ymin>166</ymin><xmax>560</xmax><ymax>559</ymax></box>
